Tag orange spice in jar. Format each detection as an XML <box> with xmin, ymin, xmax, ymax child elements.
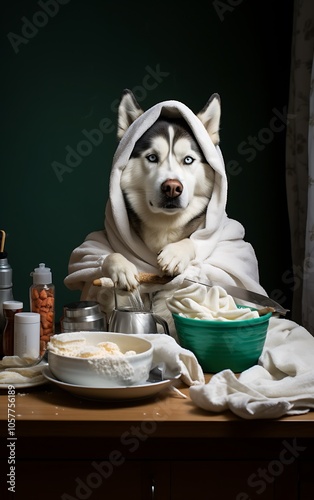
<box><xmin>29</xmin><ymin>263</ymin><xmax>55</xmax><ymax>355</ymax></box>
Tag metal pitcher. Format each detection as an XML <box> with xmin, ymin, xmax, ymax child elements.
<box><xmin>108</xmin><ymin>307</ymin><xmax>170</xmax><ymax>335</ymax></box>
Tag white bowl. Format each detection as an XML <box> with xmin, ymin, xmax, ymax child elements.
<box><xmin>48</xmin><ymin>332</ymin><xmax>153</xmax><ymax>388</ymax></box>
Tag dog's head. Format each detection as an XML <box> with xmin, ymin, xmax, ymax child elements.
<box><xmin>118</xmin><ymin>90</ymin><xmax>221</xmax><ymax>220</ymax></box>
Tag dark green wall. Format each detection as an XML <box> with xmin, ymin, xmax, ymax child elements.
<box><xmin>1</xmin><ymin>0</ymin><xmax>294</xmax><ymax>321</ymax></box>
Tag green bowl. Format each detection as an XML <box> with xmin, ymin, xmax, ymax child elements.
<box><xmin>172</xmin><ymin>308</ymin><xmax>271</xmax><ymax>373</ymax></box>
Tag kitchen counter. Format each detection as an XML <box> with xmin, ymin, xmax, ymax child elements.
<box><xmin>1</xmin><ymin>374</ymin><xmax>314</xmax><ymax>499</ymax></box>
<box><xmin>1</xmin><ymin>374</ymin><xmax>314</xmax><ymax>439</ymax></box>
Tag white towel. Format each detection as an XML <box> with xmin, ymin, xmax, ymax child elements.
<box><xmin>0</xmin><ymin>356</ymin><xmax>46</xmax><ymax>385</ymax></box>
<box><xmin>167</xmin><ymin>283</ymin><xmax>259</xmax><ymax>320</ymax></box>
<box><xmin>189</xmin><ymin>316</ymin><xmax>314</xmax><ymax>419</ymax></box>
<box><xmin>139</xmin><ymin>333</ymin><xmax>205</xmax><ymax>386</ymax></box>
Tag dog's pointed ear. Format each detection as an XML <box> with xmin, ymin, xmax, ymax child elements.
<box><xmin>197</xmin><ymin>93</ymin><xmax>221</xmax><ymax>145</ymax></box>
<box><xmin>117</xmin><ymin>89</ymin><xmax>144</xmax><ymax>139</ymax></box>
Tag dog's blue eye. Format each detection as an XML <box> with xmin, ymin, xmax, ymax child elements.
<box><xmin>184</xmin><ymin>156</ymin><xmax>194</xmax><ymax>165</ymax></box>
<box><xmin>146</xmin><ymin>154</ymin><xmax>158</xmax><ymax>163</ymax></box>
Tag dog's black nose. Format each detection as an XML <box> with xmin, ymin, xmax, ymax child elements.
<box><xmin>161</xmin><ymin>179</ymin><xmax>183</xmax><ymax>198</ymax></box>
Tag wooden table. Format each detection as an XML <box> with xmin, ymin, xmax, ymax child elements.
<box><xmin>1</xmin><ymin>375</ymin><xmax>314</xmax><ymax>499</ymax></box>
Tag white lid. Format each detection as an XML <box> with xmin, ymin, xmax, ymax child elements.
<box><xmin>14</xmin><ymin>312</ymin><xmax>40</xmax><ymax>324</ymax></box>
<box><xmin>3</xmin><ymin>301</ymin><xmax>23</xmax><ymax>310</ymax></box>
<box><xmin>31</xmin><ymin>263</ymin><xmax>52</xmax><ymax>284</ymax></box>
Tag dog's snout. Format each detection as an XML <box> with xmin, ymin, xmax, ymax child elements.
<box><xmin>161</xmin><ymin>179</ymin><xmax>183</xmax><ymax>198</ymax></box>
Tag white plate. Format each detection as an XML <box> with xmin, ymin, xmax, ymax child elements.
<box><xmin>42</xmin><ymin>366</ymin><xmax>181</xmax><ymax>401</ymax></box>
<box><xmin>0</xmin><ymin>377</ymin><xmax>47</xmax><ymax>390</ymax></box>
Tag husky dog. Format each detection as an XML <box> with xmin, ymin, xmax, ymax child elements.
<box><xmin>102</xmin><ymin>89</ymin><xmax>221</xmax><ymax>290</ymax></box>
<box><xmin>65</xmin><ymin>89</ymin><xmax>265</xmax><ymax>337</ymax></box>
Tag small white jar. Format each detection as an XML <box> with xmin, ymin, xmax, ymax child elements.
<box><xmin>14</xmin><ymin>312</ymin><xmax>40</xmax><ymax>358</ymax></box>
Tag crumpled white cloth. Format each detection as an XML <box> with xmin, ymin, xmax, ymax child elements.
<box><xmin>190</xmin><ymin>316</ymin><xmax>314</xmax><ymax>419</ymax></box>
<box><xmin>167</xmin><ymin>283</ymin><xmax>259</xmax><ymax>320</ymax></box>
<box><xmin>138</xmin><ymin>333</ymin><xmax>205</xmax><ymax>386</ymax></box>
<box><xmin>0</xmin><ymin>356</ymin><xmax>46</xmax><ymax>385</ymax></box>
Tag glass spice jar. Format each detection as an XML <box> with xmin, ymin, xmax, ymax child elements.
<box><xmin>30</xmin><ymin>263</ymin><xmax>55</xmax><ymax>356</ymax></box>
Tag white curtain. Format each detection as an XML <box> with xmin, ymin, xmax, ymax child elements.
<box><xmin>286</xmin><ymin>0</ymin><xmax>314</xmax><ymax>334</ymax></box>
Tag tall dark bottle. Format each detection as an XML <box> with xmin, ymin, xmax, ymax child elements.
<box><xmin>0</xmin><ymin>237</ymin><xmax>14</xmax><ymax>358</ymax></box>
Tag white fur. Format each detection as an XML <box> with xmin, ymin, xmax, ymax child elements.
<box><xmin>197</xmin><ymin>93</ymin><xmax>221</xmax><ymax>145</ymax></box>
<box><xmin>157</xmin><ymin>238</ymin><xmax>195</xmax><ymax>276</ymax></box>
<box><xmin>117</xmin><ymin>91</ymin><xmax>143</xmax><ymax>139</ymax></box>
<box><xmin>121</xmin><ymin>135</ymin><xmax>214</xmax><ymax>246</ymax></box>
<box><xmin>102</xmin><ymin>253</ymin><xmax>139</xmax><ymax>291</ymax></box>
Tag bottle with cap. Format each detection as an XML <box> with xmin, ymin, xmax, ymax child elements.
<box><xmin>0</xmin><ymin>246</ymin><xmax>14</xmax><ymax>335</ymax></box>
<box><xmin>0</xmin><ymin>230</ymin><xmax>14</xmax><ymax>359</ymax></box>
<box><xmin>2</xmin><ymin>300</ymin><xmax>23</xmax><ymax>356</ymax></box>
<box><xmin>30</xmin><ymin>263</ymin><xmax>55</xmax><ymax>355</ymax></box>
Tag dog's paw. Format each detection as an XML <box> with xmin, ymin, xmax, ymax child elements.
<box><xmin>157</xmin><ymin>239</ymin><xmax>195</xmax><ymax>276</ymax></box>
<box><xmin>102</xmin><ymin>253</ymin><xmax>139</xmax><ymax>291</ymax></box>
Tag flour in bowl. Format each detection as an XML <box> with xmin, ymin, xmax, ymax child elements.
<box><xmin>47</xmin><ymin>334</ymin><xmax>136</xmax><ymax>359</ymax></box>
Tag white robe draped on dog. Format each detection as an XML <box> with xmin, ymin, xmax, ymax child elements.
<box><xmin>64</xmin><ymin>99</ymin><xmax>266</xmax><ymax>336</ymax></box>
